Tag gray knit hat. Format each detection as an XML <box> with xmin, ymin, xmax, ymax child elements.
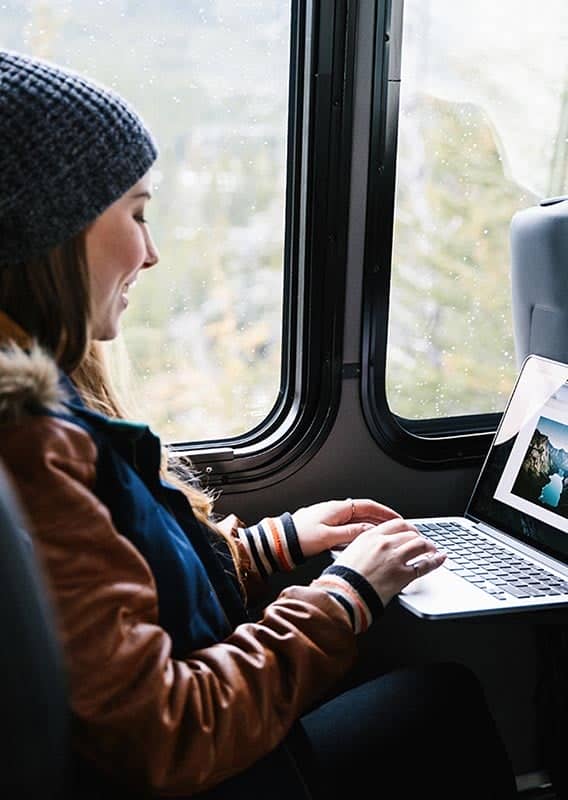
<box><xmin>0</xmin><ymin>50</ymin><xmax>158</xmax><ymax>267</ymax></box>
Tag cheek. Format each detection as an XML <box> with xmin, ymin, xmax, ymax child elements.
<box><xmin>86</xmin><ymin>236</ymin><xmax>112</xmax><ymax>288</ymax></box>
<box><xmin>107</xmin><ymin>223</ymin><xmax>146</xmax><ymax>272</ymax></box>
<box><xmin>85</xmin><ymin>222</ymin><xmax>115</xmax><ymax>290</ymax></box>
<box><xmin>124</xmin><ymin>233</ymin><xmax>147</xmax><ymax>267</ymax></box>
<box><xmin>86</xmin><ymin>223</ymin><xmax>143</xmax><ymax>293</ymax></box>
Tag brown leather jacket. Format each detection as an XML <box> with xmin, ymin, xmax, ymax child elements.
<box><xmin>0</xmin><ymin>313</ymin><xmax>357</xmax><ymax>796</ymax></box>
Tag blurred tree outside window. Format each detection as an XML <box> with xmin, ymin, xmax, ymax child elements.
<box><xmin>3</xmin><ymin>0</ymin><xmax>290</xmax><ymax>441</ymax></box>
<box><xmin>388</xmin><ymin>0</ymin><xmax>568</xmax><ymax>419</ymax></box>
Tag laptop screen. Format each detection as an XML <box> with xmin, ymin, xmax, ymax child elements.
<box><xmin>466</xmin><ymin>354</ymin><xmax>568</xmax><ymax>567</ymax></box>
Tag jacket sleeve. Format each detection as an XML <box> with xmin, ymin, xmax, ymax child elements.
<box><xmin>0</xmin><ymin>416</ymin><xmax>357</xmax><ymax>796</ymax></box>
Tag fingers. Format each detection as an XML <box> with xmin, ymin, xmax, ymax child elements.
<box><xmin>379</xmin><ymin>525</ymin><xmax>444</xmax><ymax>570</ymax></box>
<box><xmin>344</xmin><ymin>498</ymin><xmax>356</xmax><ymax>523</ymax></box>
<box><xmin>347</xmin><ymin>498</ymin><xmax>402</xmax><ymax>523</ymax></box>
<box><xmin>328</xmin><ymin>516</ymin><xmax>421</xmax><ymax>550</ymax></box>
<box><xmin>408</xmin><ymin>551</ymin><xmax>446</xmax><ymax>581</ymax></box>
<box><xmin>398</xmin><ymin>532</ymin><xmax>438</xmax><ymax>561</ymax></box>
<box><xmin>396</xmin><ymin>531</ymin><xmax>445</xmax><ymax>582</ymax></box>
<box><xmin>326</xmin><ymin>513</ymin><xmax>412</xmax><ymax>549</ymax></box>
<box><xmin>374</xmin><ymin>516</ymin><xmax>419</xmax><ymax>536</ymax></box>
<box><xmin>362</xmin><ymin>522</ymin><xmax>445</xmax><ymax>575</ymax></box>
<box><xmin>295</xmin><ymin>498</ymin><xmax>402</xmax><ymax>530</ymax></box>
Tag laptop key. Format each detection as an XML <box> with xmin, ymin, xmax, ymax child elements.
<box><xmin>417</xmin><ymin>523</ymin><xmax>568</xmax><ymax>600</ymax></box>
<box><xmin>497</xmin><ymin>583</ymin><xmax>532</xmax><ymax>598</ymax></box>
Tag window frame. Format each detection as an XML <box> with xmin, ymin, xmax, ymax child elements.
<box><xmin>172</xmin><ymin>0</ymin><xmax>358</xmax><ymax>489</ymax></box>
<box><xmin>360</xmin><ymin>0</ymin><xmax>500</xmax><ymax>469</ymax></box>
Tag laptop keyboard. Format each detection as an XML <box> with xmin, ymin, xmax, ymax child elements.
<box><xmin>415</xmin><ymin>521</ymin><xmax>568</xmax><ymax>602</ymax></box>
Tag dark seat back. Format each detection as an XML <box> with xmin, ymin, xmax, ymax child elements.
<box><xmin>0</xmin><ymin>460</ymin><xmax>69</xmax><ymax>797</ymax></box>
<box><xmin>511</xmin><ymin>195</ymin><xmax>568</xmax><ymax>366</ymax></box>
<box><xmin>511</xmin><ymin>197</ymin><xmax>568</xmax><ymax>796</ymax></box>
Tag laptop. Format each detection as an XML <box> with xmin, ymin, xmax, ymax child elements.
<box><xmin>399</xmin><ymin>353</ymin><xmax>568</xmax><ymax>619</ymax></box>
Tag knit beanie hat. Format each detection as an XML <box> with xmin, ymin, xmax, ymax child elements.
<box><xmin>0</xmin><ymin>50</ymin><xmax>158</xmax><ymax>267</ymax></box>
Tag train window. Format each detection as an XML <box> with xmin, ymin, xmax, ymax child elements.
<box><xmin>363</xmin><ymin>0</ymin><xmax>568</xmax><ymax>461</ymax></box>
<box><xmin>3</xmin><ymin>1</ymin><xmax>291</xmax><ymax>443</ymax></box>
<box><xmin>3</xmin><ymin>2</ymin><xmax>352</xmax><ymax>481</ymax></box>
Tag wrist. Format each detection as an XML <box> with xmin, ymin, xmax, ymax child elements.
<box><xmin>237</xmin><ymin>512</ymin><xmax>304</xmax><ymax>579</ymax></box>
<box><xmin>313</xmin><ymin>564</ymin><xmax>384</xmax><ymax>634</ymax></box>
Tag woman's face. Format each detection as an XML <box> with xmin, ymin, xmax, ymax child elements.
<box><xmin>85</xmin><ymin>171</ymin><xmax>159</xmax><ymax>341</ymax></box>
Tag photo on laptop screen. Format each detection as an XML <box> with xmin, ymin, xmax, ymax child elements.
<box><xmin>467</xmin><ymin>356</ymin><xmax>568</xmax><ymax>566</ymax></box>
<box><xmin>494</xmin><ymin>402</ymin><xmax>568</xmax><ymax>531</ymax></box>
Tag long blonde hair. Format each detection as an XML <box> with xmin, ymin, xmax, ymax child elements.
<box><xmin>71</xmin><ymin>341</ymin><xmax>217</xmax><ymax>523</ymax></box>
<box><xmin>0</xmin><ymin>229</ymin><xmax>244</xmax><ymax>582</ymax></box>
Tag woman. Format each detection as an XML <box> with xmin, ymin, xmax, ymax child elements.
<box><xmin>0</xmin><ymin>49</ymin><xmax>517</xmax><ymax>799</ymax></box>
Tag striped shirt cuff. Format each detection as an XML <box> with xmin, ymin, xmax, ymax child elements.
<box><xmin>236</xmin><ymin>512</ymin><xmax>304</xmax><ymax>579</ymax></box>
<box><xmin>313</xmin><ymin>564</ymin><xmax>384</xmax><ymax>634</ymax></box>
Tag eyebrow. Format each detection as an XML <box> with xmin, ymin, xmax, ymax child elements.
<box><xmin>131</xmin><ymin>190</ymin><xmax>152</xmax><ymax>200</ymax></box>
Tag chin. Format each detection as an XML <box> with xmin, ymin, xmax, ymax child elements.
<box><xmin>100</xmin><ymin>329</ymin><xmax>120</xmax><ymax>341</ymax></box>
<box><xmin>92</xmin><ymin>323</ymin><xmax>120</xmax><ymax>341</ymax></box>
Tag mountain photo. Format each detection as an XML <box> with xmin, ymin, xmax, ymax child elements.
<box><xmin>511</xmin><ymin>416</ymin><xmax>568</xmax><ymax>518</ymax></box>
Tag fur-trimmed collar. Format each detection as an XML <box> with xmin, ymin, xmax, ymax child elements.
<box><xmin>0</xmin><ymin>311</ymin><xmax>67</xmax><ymax>423</ymax></box>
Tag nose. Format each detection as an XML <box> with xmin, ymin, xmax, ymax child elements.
<box><xmin>142</xmin><ymin>226</ymin><xmax>159</xmax><ymax>269</ymax></box>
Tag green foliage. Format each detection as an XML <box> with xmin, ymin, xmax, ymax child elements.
<box><xmin>388</xmin><ymin>95</ymin><xmax>538</xmax><ymax>419</ymax></box>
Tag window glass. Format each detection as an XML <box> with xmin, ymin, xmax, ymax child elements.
<box><xmin>3</xmin><ymin>0</ymin><xmax>291</xmax><ymax>441</ymax></box>
<box><xmin>387</xmin><ymin>0</ymin><xmax>568</xmax><ymax>419</ymax></box>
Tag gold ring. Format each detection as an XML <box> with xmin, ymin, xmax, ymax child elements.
<box><xmin>346</xmin><ymin>497</ymin><xmax>355</xmax><ymax>521</ymax></box>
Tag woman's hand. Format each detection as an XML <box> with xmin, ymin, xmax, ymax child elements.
<box><xmin>334</xmin><ymin>518</ymin><xmax>446</xmax><ymax>606</ymax></box>
<box><xmin>292</xmin><ymin>498</ymin><xmax>402</xmax><ymax>559</ymax></box>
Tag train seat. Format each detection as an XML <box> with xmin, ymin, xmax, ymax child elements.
<box><xmin>510</xmin><ymin>195</ymin><xmax>568</xmax><ymax>366</ymax></box>
<box><xmin>0</xmin><ymin>459</ymin><xmax>69</xmax><ymax>798</ymax></box>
